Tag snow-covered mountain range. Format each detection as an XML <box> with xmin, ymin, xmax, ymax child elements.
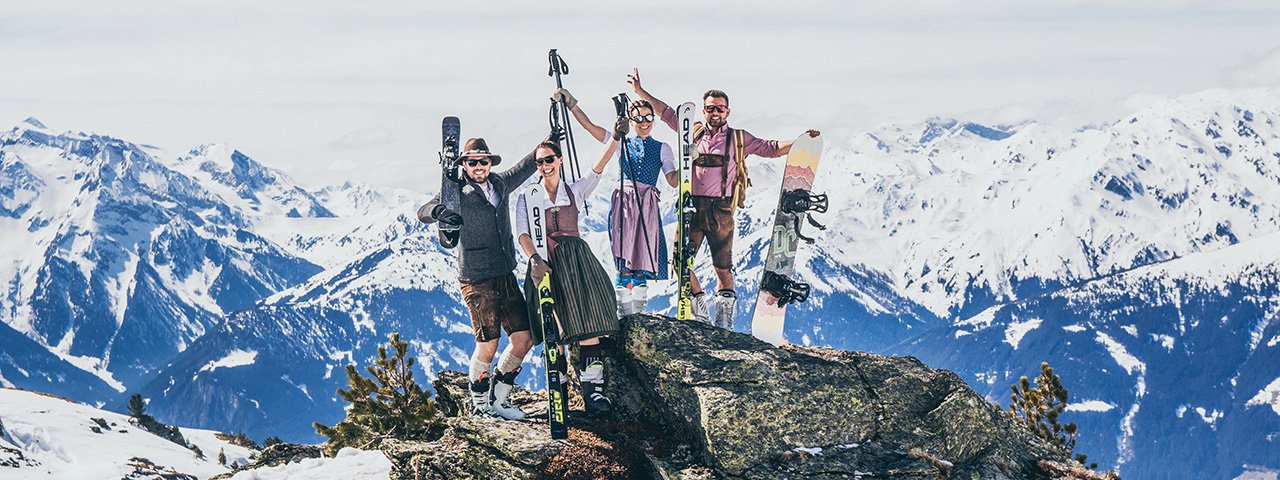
<box><xmin>1</xmin><ymin>87</ymin><xmax>1278</xmax><ymax>479</ymax></box>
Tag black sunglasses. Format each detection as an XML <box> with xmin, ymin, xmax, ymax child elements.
<box><xmin>704</xmin><ymin>105</ymin><xmax>728</xmax><ymax>113</ymax></box>
<box><xmin>630</xmin><ymin>113</ymin><xmax>656</xmax><ymax>123</ymax></box>
<box><xmin>536</xmin><ymin>156</ymin><xmax>558</xmax><ymax>165</ymax></box>
<box><xmin>465</xmin><ymin>159</ymin><xmax>490</xmax><ymax>167</ymax></box>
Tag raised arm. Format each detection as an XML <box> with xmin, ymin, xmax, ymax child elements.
<box><xmin>553</xmin><ymin>88</ymin><xmax>608</xmax><ymax>144</ymax></box>
<box><xmin>591</xmin><ymin>117</ymin><xmax>629</xmax><ymax>175</ymax></box>
<box><xmin>628</xmin><ymin>68</ymin><xmax>674</xmax><ymax>131</ymax></box>
<box><xmin>773</xmin><ymin>129</ymin><xmax>823</xmax><ymax>156</ymax></box>
<box><xmin>493</xmin><ymin>148</ymin><xmax>539</xmax><ymax>188</ymax></box>
<box><xmin>594</xmin><ymin>137</ymin><xmax>619</xmax><ymax>175</ymax></box>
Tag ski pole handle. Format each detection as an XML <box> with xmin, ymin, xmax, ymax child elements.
<box><xmin>547</xmin><ymin>49</ymin><xmax>568</xmax><ymax>88</ymax></box>
<box><xmin>612</xmin><ymin>93</ymin><xmax>631</xmax><ymax>118</ymax></box>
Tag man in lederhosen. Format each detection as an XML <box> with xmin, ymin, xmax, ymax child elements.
<box><xmin>419</xmin><ymin>136</ymin><xmax>548</xmax><ymax>420</ymax></box>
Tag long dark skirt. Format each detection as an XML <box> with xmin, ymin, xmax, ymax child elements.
<box><xmin>525</xmin><ymin>236</ymin><xmax>619</xmax><ymax>344</ymax></box>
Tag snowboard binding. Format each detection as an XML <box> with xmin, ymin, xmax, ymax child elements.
<box><xmin>761</xmin><ymin>270</ymin><xmax>812</xmax><ymax>307</ymax></box>
<box><xmin>781</xmin><ymin>189</ymin><xmax>828</xmax><ymax>244</ymax></box>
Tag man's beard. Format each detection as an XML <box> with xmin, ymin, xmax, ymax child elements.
<box><xmin>707</xmin><ymin>116</ymin><xmax>726</xmax><ymax>128</ymax></box>
<box><xmin>468</xmin><ymin>171</ymin><xmax>489</xmax><ymax>183</ymax></box>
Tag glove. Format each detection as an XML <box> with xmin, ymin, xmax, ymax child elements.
<box><xmin>552</xmin><ymin>88</ymin><xmax>578</xmax><ymax>110</ymax></box>
<box><xmin>529</xmin><ymin>254</ymin><xmax>552</xmax><ymax>280</ymax></box>
<box><xmin>435</xmin><ymin>206</ymin><xmax>463</xmax><ymax>231</ymax></box>
<box><xmin>547</xmin><ymin>127</ymin><xmax>566</xmax><ymax>144</ymax></box>
<box><xmin>613</xmin><ymin>117</ymin><xmax>629</xmax><ymax>141</ymax></box>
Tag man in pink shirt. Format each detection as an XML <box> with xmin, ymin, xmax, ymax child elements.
<box><xmin>629</xmin><ymin>68</ymin><xmax>819</xmax><ymax>328</ymax></box>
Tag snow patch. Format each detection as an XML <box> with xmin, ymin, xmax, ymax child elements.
<box><xmin>1062</xmin><ymin>324</ymin><xmax>1087</xmax><ymax>333</ymax></box>
<box><xmin>1004</xmin><ymin>318</ymin><xmax>1042</xmax><ymax>350</ymax></box>
<box><xmin>1194</xmin><ymin>407</ymin><xmax>1225</xmax><ymax>427</ymax></box>
<box><xmin>199</xmin><ymin>350</ymin><xmax>258</xmax><ymax>373</ymax></box>
<box><xmin>1233</xmin><ymin>467</ymin><xmax>1279</xmax><ymax>480</ymax></box>
<box><xmin>59</xmin><ymin>355</ymin><xmax>126</xmax><ymax>393</ymax></box>
<box><xmin>792</xmin><ymin>446</ymin><xmax>823</xmax><ymax>456</ymax></box>
<box><xmin>957</xmin><ymin>305</ymin><xmax>999</xmax><ymax>330</ymax></box>
<box><xmin>229</xmin><ymin>447</ymin><xmax>390</xmax><ymax>480</ymax></box>
<box><xmin>1095</xmin><ymin>332</ymin><xmax>1146</xmax><ymax>376</ymax></box>
<box><xmin>1066</xmin><ymin>400</ymin><xmax>1116</xmax><ymax>413</ymax></box>
<box><xmin>1246</xmin><ymin>377</ymin><xmax>1280</xmax><ymax>416</ymax></box>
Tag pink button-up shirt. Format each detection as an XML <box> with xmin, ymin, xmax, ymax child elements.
<box><xmin>660</xmin><ymin>105</ymin><xmax>781</xmax><ymax>197</ymax></box>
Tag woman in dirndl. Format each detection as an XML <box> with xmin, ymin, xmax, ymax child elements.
<box><xmin>515</xmin><ymin>132</ymin><xmax>623</xmax><ymax>417</ymax></box>
<box><xmin>601</xmin><ymin>99</ymin><xmax>677</xmax><ymax>315</ymax></box>
<box><xmin>551</xmin><ymin>90</ymin><xmax>678</xmax><ymax>315</ymax></box>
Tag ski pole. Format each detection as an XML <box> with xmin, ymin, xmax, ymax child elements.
<box><xmin>547</xmin><ymin>49</ymin><xmax>583</xmax><ymax>189</ymax></box>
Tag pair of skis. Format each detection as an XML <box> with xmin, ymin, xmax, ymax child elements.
<box><xmin>669</xmin><ymin>103</ymin><xmax>826</xmax><ymax>346</ymax></box>
<box><xmin>437</xmin><ymin>117</ymin><xmax>462</xmax><ymax>248</ymax></box>
<box><xmin>524</xmin><ymin>185</ymin><xmax>570</xmax><ymax>440</ymax></box>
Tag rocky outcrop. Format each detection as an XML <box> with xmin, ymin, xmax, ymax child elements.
<box><xmin>387</xmin><ymin>314</ymin><xmax>1089</xmax><ymax>479</ymax></box>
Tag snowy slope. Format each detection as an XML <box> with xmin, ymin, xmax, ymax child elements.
<box><xmin>0</xmin><ymin>387</ymin><xmax>254</xmax><ymax>479</ymax></box>
<box><xmin>228</xmin><ymin>447</ymin><xmax>390</xmax><ymax>480</ymax></box>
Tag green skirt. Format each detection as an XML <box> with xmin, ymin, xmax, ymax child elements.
<box><xmin>525</xmin><ymin>236</ymin><xmax>619</xmax><ymax>344</ymax></box>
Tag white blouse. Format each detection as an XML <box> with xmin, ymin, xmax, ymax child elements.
<box><xmin>514</xmin><ymin>171</ymin><xmax>602</xmax><ymax>237</ymax></box>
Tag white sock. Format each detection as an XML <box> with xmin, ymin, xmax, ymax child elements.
<box><xmin>496</xmin><ymin>345</ymin><xmax>523</xmax><ymax>376</ymax></box>
<box><xmin>469</xmin><ymin>350</ymin><xmax>492</xmax><ymax>383</ymax></box>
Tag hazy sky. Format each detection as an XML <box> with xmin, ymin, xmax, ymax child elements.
<box><xmin>3</xmin><ymin>1</ymin><xmax>1279</xmax><ymax>190</ymax></box>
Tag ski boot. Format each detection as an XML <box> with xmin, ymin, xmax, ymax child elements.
<box><xmin>616</xmin><ymin>286</ymin><xmax>637</xmax><ymax>317</ymax></box>
<box><xmin>713</xmin><ymin>290</ymin><xmax>737</xmax><ymax>330</ymax></box>
<box><xmin>490</xmin><ymin>368</ymin><xmax>526</xmax><ymax>420</ymax></box>
<box><xmin>631</xmin><ymin>285</ymin><xmax>649</xmax><ymax>314</ymax></box>
<box><xmin>470</xmin><ymin>374</ymin><xmax>499</xmax><ymax>419</ymax></box>
<box><xmin>691</xmin><ymin>291</ymin><xmax>711</xmax><ymax>324</ymax></box>
<box><xmin>580</xmin><ymin>358</ymin><xmax>612</xmax><ymax>418</ymax></box>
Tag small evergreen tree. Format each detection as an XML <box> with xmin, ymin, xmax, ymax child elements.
<box><xmin>1008</xmin><ymin>362</ymin><xmax>1077</xmax><ymax>453</ymax></box>
<box><xmin>127</xmin><ymin>394</ymin><xmax>146</xmax><ymax>418</ymax></box>
<box><xmin>217</xmin><ymin>449</ymin><xmax>227</xmax><ymax>466</ymax></box>
<box><xmin>1008</xmin><ymin>362</ymin><xmax>1118</xmax><ymax>478</ymax></box>
<box><xmin>124</xmin><ymin>392</ymin><xmax>188</xmax><ymax>448</ymax></box>
<box><xmin>313</xmin><ymin>333</ymin><xmax>438</xmax><ymax>456</ymax></box>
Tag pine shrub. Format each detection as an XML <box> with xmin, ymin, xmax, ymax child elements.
<box><xmin>313</xmin><ymin>333</ymin><xmax>438</xmax><ymax>456</ymax></box>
